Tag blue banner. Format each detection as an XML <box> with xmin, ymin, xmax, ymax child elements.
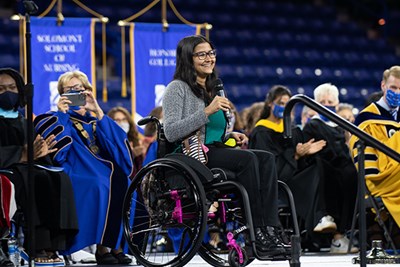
<box><xmin>31</xmin><ymin>17</ymin><xmax>95</xmax><ymax>115</ymax></box>
<box><xmin>130</xmin><ymin>23</ymin><xmax>198</xmax><ymax>122</ymax></box>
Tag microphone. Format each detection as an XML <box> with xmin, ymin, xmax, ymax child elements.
<box><xmin>214</xmin><ymin>78</ymin><xmax>231</xmax><ymax>122</ymax></box>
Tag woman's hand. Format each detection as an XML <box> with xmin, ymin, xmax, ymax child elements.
<box><xmin>83</xmin><ymin>91</ymin><xmax>104</xmax><ymax>119</ymax></box>
<box><xmin>45</xmin><ymin>134</ymin><xmax>57</xmax><ymax>151</ymax></box>
<box><xmin>57</xmin><ymin>96</ymin><xmax>72</xmax><ymax>113</ymax></box>
<box><xmin>294</xmin><ymin>138</ymin><xmax>326</xmax><ymax>159</ymax></box>
<box><xmin>35</xmin><ymin>134</ymin><xmax>58</xmax><ymax>159</ymax></box>
<box><xmin>295</xmin><ymin>142</ymin><xmax>310</xmax><ymax>160</ymax></box>
<box><xmin>204</xmin><ymin>96</ymin><xmax>231</xmax><ymax>116</ymax></box>
<box><xmin>306</xmin><ymin>139</ymin><xmax>326</xmax><ymax>155</ymax></box>
<box><xmin>229</xmin><ymin>132</ymin><xmax>248</xmax><ymax>147</ymax></box>
<box><xmin>20</xmin><ymin>135</ymin><xmax>58</xmax><ymax>162</ymax></box>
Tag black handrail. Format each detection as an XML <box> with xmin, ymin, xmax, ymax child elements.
<box><xmin>283</xmin><ymin>94</ymin><xmax>400</xmax><ymax>267</ymax></box>
<box><xmin>283</xmin><ymin>94</ymin><xmax>400</xmax><ymax>163</ymax></box>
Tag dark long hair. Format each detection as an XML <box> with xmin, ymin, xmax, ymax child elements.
<box><xmin>173</xmin><ymin>35</ymin><xmax>218</xmax><ymax>103</ymax></box>
<box><xmin>0</xmin><ymin>68</ymin><xmax>26</xmax><ymax>110</ymax></box>
<box><xmin>259</xmin><ymin>85</ymin><xmax>292</xmax><ymax>119</ymax></box>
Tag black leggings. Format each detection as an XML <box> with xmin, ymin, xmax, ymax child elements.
<box><xmin>206</xmin><ymin>147</ymin><xmax>279</xmax><ymax>227</ymax></box>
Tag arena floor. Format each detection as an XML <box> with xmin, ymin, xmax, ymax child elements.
<box><xmin>70</xmin><ymin>253</ymin><xmax>399</xmax><ymax>267</ymax></box>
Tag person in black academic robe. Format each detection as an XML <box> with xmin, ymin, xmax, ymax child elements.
<box><xmin>248</xmin><ymin>85</ymin><xmax>329</xmax><ymax>244</ymax></box>
<box><xmin>302</xmin><ymin>83</ymin><xmax>358</xmax><ymax>253</ymax></box>
<box><xmin>0</xmin><ymin>68</ymin><xmax>78</xmax><ymax>263</ymax></box>
<box><xmin>302</xmin><ymin>115</ymin><xmax>358</xmax><ymax>236</ymax></box>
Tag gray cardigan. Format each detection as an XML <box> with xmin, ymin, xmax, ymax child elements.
<box><xmin>162</xmin><ymin>80</ymin><xmax>209</xmax><ymax>143</ymax></box>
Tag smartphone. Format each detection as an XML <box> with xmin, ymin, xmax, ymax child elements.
<box><xmin>62</xmin><ymin>92</ymin><xmax>86</xmax><ymax>106</ymax></box>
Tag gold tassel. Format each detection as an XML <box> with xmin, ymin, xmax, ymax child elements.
<box><xmin>90</xmin><ymin>19</ymin><xmax>97</xmax><ymax>99</ymax></box>
<box><xmin>121</xmin><ymin>25</ymin><xmax>127</xmax><ymax>98</ymax></box>
<box><xmin>102</xmin><ymin>21</ymin><xmax>108</xmax><ymax>102</ymax></box>
<box><xmin>130</xmin><ymin>23</ymin><xmax>136</xmax><ymax>120</ymax></box>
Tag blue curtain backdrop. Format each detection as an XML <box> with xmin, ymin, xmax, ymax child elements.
<box><xmin>30</xmin><ymin>17</ymin><xmax>95</xmax><ymax>115</ymax></box>
<box><xmin>130</xmin><ymin>23</ymin><xmax>198</xmax><ymax>123</ymax></box>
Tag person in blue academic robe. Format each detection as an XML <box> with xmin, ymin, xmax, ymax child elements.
<box><xmin>34</xmin><ymin>70</ymin><xmax>134</xmax><ymax>264</ymax></box>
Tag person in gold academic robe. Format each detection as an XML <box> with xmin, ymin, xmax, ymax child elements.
<box><xmin>350</xmin><ymin>66</ymin><xmax>400</xmax><ymax>232</ymax></box>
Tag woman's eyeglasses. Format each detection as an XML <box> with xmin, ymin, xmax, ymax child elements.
<box><xmin>193</xmin><ymin>49</ymin><xmax>217</xmax><ymax>60</ymax></box>
<box><xmin>63</xmin><ymin>84</ymin><xmax>85</xmax><ymax>93</ymax></box>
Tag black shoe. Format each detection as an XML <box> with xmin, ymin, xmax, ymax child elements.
<box><xmin>111</xmin><ymin>251</ymin><xmax>132</xmax><ymax>264</ymax></box>
<box><xmin>264</xmin><ymin>226</ymin><xmax>292</xmax><ymax>254</ymax></box>
<box><xmin>255</xmin><ymin>227</ymin><xmax>286</xmax><ymax>256</ymax></box>
<box><xmin>95</xmin><ymin>252</ymin><xmax>119</xmax><ymax>265</ymax></box>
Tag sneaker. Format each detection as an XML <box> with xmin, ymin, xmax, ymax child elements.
<box><xmin>330</xmin><ymin>236</ymin><xmax>359</xmax><ymax>254</ymax></box>
<box><xmin>264</xmin><ymin>226</ymin><xmax>292</xmax><ymax>255</ymax></box>
<box><xmin>313</xmin><ymin>215</ymin><xmax>337</xmax><ymax>233</ymax></box>
<box><xmin>255</xmin><ymin>227</ymin><xmax>286</xmax><ymax>256</ymax></box>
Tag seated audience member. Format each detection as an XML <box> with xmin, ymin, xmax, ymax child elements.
<box><xmin>242</xmin><ymin>102</ymin><xmax>264</xmax><ymax>136</ymax></box>
<box><xmin>249</xmin><ymin>85</ymin><xmax>330</xmax><ymax>243</ymax></box>
<box><xmin>350</xmin><ymin>65</ymin><xmax>400</xmax><ymax>239</ymax></box>
<box><xmin>34</xmin><ymin>70</ymin><xmax>133</xmax><ymax>264</ymax></box>
<box><xmin>336</xmin><ymin>103</ymin><xmax>355</xmax><ymax>123</ymax></box>
<box><xmin>302</xmin><ymin>83</ymin><xmax>358</xmax><ymax>253</ymax></box>
<box><xmin>300</xmin><ymin>105</ymin><xmax>317</xmax><ymax>129</ymax></box>
<box><xmin>108</xmin><ymin>107</ymin><xmax>145</xmax><ymax>178</ymax></box>
<box><xmin>144</xmin><ymin>106</ymin><xmax>163</xmax><ymax>140</ymax></box>
<box><xmin>227</xmin><ymin>101</ymin><xmax>245</xmax><ymax>133</ymax></box>
<box><xmin>336</xmin><ymin>103</ymin><xmax>355</xmax><ymax>145</ymax></box>
<box><xmin>142</xmin><ymin>106</ymin><xmax>163</xmax><ymax>165</ymax></box>
<box><xmin>0</xmin><ymin>68</ymin><xmax>79</xmax><ymax>264</ymax></box>
<box><xmin>162</xmin><ymin>35</ymin><xmax>288</xmax><ymax>256</ymax></box>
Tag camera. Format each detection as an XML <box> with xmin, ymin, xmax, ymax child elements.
<box><xmin>62</xmin><ymin>92</ymin><xmax>86</xmax><ymax>106</ymax></box>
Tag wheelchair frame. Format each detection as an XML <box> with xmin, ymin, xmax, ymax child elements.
<box><xmin>122</xmin><ymin>116</ymin><xmax>301</xmax><ymax>267</ymax></box>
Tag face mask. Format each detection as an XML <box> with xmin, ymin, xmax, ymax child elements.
<box><xmin>0</xmin><ymin>91</ymin><xmax>19</xmax><ymax>111</ymax></box>
<box><xmin>118</xmin><ymin>121</ymin><xmax>130</xmax><ymax>133</ymax></box>
<box><xmin>272</xmin><ymin>104</ymin><xmax>285</xmax><ymax>119</ymax></box>
<box><xmin>320</xmin><ymin>105</ymin><xmax>336</xmax><ymax>122</ymax></box>
<box><xmin>386</xmin><ymin>89</ymin><xmax>400</xmax><ymax>108</ymax></box>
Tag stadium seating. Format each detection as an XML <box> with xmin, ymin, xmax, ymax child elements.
<box><xmin>1</xmin><ymin>0</ymin><xmax>400</xmax><ymax>116</ymax></box>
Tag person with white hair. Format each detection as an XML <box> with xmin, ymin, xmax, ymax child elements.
<box><xmin>302</xmin><ymin>83</ymin><xmax>358</xmax><ymax>254</ymax></box>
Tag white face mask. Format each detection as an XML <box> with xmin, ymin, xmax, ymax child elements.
<box><xmin>118</xmin><ymin>121</ymin><xmax>130</xmax><ymax>133</ymax></box>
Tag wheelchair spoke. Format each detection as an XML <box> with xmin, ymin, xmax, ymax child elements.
<box><xmin>122</xmin><ymin>161</ymin><xmax>207</xmax><ymax>267</ymax></box>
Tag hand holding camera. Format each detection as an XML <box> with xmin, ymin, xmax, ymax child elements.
<box><xmin>84</xmin><ymin>91</ymin><xmax>104</xmax><ymax>119</ymax></box>
<box><xmin>58</xmin><ymin>90</ymin><xmax>86</xmax><ymax>113</ymax></box>
<box><xmin>63</xmin><ymin>91</ymin><xmax>87</xmax><ymax>106</ymax></box>
<box><xmin>58</xmin><ymin>90</ymin><xmax>103</xmax><ymax>119</ymax></box>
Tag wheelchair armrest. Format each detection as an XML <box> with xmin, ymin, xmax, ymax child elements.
<box><xmin>165</xmin><ymin>153</ymin><xmax>214</xmax><ymax>183</ymax></box>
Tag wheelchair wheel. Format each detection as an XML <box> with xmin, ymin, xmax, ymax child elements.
<box><xmin>198</xmin><ymin>194</ymin><xmax>253</xmax><ymax>267</ymax></box>
<box><xmin>123</xmin><ymin>158</ymin><xmax>208</xmax><ymax>267</ymax></box>
<box><xmin>228</xmin><ymin>247</ymin><xmax>248</xmax><ymax>267</ymax></box>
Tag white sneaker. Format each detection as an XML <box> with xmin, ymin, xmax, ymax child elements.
<box><xmin>313</xmin><ymin>215</ymin><xmax>337</xmax><ymax>233</ymax></box>
<box><xmin>330</xmin><ymin>236</ymin><xmax>359</xmax><ymax>254</ymax></box>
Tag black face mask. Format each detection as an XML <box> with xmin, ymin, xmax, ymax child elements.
<box><xmin>0</xmin><ymin>91</ymin><xmax>19</xmax><ymax>111</ymax></box>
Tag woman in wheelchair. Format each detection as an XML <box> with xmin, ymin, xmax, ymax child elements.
<box><xmin>162</xmin><ymin>35</ymin><xmax>288</xmax><ymax>256</ymax></box>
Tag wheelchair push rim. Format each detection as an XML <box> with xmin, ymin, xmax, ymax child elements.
<box><xmin>123</xmin><ymin>158</ymin><xmax>208</xmax><ymax>267</ymax></box>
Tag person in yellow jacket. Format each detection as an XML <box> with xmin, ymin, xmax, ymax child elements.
<box><xmin>349</xmin><ymin>65</ymin><xmax>400</xmax><ymax>229</ymax></box>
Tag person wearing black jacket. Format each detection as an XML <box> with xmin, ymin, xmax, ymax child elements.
<box><xmin>0</xmin><ymin>68</ymin><xmax>78</xmax><ymax>264</ymax></box>
<box><xmin>302</xmin><ymin>83</ymin><xmax>358</xmax><ymax>253</ymax></box>
<box><xmin>249</xmin><ymin>85</ymin><xmax>331</xmax><ymax>247</ymax></box>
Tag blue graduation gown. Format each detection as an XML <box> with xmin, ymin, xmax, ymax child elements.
<box><xmin>34</xmin><ymin>110</ymin><xmax>133</xmax><ymax>254</ymax></box>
